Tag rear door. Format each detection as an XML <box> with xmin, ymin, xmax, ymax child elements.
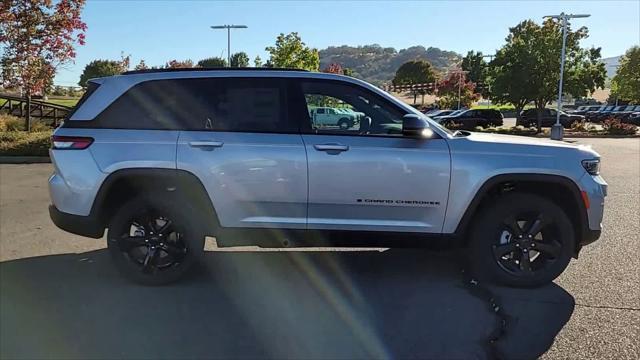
<box><xmin>176</xmin><ymin>77</ymin><xmax>308</xmax><ymax>229</ymax></box>
<box><xmin>291</xmin><ymin>79</ymin><xmax>451</xmax><ymax>233</ymax></box>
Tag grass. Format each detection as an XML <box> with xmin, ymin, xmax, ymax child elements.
<box><xmin>0</xmin><ymin>96</ymin><xmax>79</xmax><ymax>108</ymax></box>
<box><xmin>45</xmin><ymin>98</ymin><xmax>79</xmax><ymax>107</ymax></box>
<box><xmin>0</xmin><ymin>130</ymin><xmax>52</xmax><ymax>156</ymax></box>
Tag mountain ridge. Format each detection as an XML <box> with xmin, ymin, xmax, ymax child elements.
<box><xmin>318</xmin><ymin>44</ymin><xmax>461</xmax><ymax>85</ymax></box>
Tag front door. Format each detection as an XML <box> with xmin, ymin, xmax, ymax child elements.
<box><xmin>293</xmin><ymin>79</ymin><xmax>451</xmax><ymax>233</ymax></box>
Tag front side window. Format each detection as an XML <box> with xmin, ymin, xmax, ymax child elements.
<box><xmin>95</xmin><ymin>78</ymin><xmax>291</xmax><ymax>132</ymax></box>
<box><xmin>299</xmin><ymin>80</ymin><xmax>406</xmax><ymax>136</ymax></box>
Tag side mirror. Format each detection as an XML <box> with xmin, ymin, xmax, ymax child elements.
<box><xmin>402</xmin><ymin>114</ymin><xmax>431</xmax><ymax>137</ymax></box>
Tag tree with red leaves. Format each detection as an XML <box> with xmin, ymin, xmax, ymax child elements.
<box><xmin>436</xmin><ymin>69</ymin><xmax>480</xmax><ymax>109</ymax></box>
<box><xmin>323</xmin><ymin>63</ymin><xmax>343</xmax><ymax>74</ymax></box>
<box><xmin>165</xmin><ymin>59</ymin><xmax>194</xmax><ymax>69</ymax></box>
<box><xmin>0</xmin><ymin>0</ymin><xmax>87</xmax><ymax>130</ymax></box>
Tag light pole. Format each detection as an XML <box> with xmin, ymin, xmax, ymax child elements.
<box><xmin>482</xmin><ymin>54</ymin><xmax>495</xmax><ymax>108</ymax></box>
<box><xmin>543</xmin><ymin>13</ymin><xmax>590</xmax><ymax>140</ymax></box>
<box><xmin>210</xmin><ymin>25</ymin><xmax>248</xmax><ymax>67</ymax></box>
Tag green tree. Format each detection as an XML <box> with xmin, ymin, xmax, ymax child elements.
<box><xmin>197</xmin><ymin>57</ymin><xmax>226</xmax><ymax>68</ymax></box>
<box><xmin>489</xmin><ymin>19</ymin><xmax>605</xmax><ymax>131</ymax></box>
<box><xmin>78</xmin><ymin>58</ymin><xmax>128</xmax><ymax>88</ymax></box>
<box><xmin>611</xmin><ymin>46</ymin><xmax>640</xmax><ymax>103</ymax></box>
<box><xmin>461</xmin><ymin>51</ymin><xmax>490</xmax><ymax>98</ymax></box>
<box><xmin>230</xmin><ymin>52</ymin><xmax>249</xmax><ymax>67</ymax></box>
<box><xmin>393</xmin><ymin>60</ymin><xmax>437</xmax><ymax>104</ymax></box>
<box><xmin>265</xmin><ymin>32</ymin><xmax>319</xmax><ymax>71</ymax></box>
<box><xmin>253</xmin><ymin>55</ymin><xmax>263</xmax><ymax>67</ymax></box>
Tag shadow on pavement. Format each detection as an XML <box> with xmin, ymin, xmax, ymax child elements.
<box><xmin>0</xmin><ymin>249</ymin><xmax>574</xmax><ymax>359</ymax></box>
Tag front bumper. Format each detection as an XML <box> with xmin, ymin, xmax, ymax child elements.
<box><xmin>49</xmin><ymin>205</ymin><xmax>104</xmax><ymax>239</ymax></box>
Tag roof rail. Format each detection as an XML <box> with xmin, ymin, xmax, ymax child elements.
<box><xmin>122</xmin><ymin>67</ymin><xmax>309</xmax><ymax>75</ymax></box>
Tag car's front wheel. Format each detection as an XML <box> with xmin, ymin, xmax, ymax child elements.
<box><xmin>466</xmin><ymin>193</ymin><xmax>575</xmax><ymax>287</ymax></box>
<box><xmin>337</xmin><ymin>118</ymin><xmax>352</xmax><ymax>130</ymax></box>
<box><xmin>107</xmin><ymin>195</ymin><xmax>205</xmax><ymax>285</ymax></box>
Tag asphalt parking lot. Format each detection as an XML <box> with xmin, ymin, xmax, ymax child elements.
<box><xmin>0</xmin><ymin>138</ymin><xmax>638</xmax><ymax>359</ymax></box>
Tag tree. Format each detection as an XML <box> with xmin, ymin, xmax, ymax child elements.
<box><xmin>197</xmin><ymin>57</ymin><xmax>226</xmax><ymax>68</ymax></box>
<box><xmin>0</xmin><ymin>0</ymin><xmax>87</xmax><ymax>131</ymax></box>
<box><xmin>461</xmin><ymin>50</ymin><xmax>490</xmax><ymax>98</ymax></box>
<box><xmin>393</xmin><ymin>60</ymin><xmax>437</xmax><ymax>104</ymax></box>
<box><xmin>342</xmin><ymin>68</ymin><xmax>354</xmax><ymax>77</ymax></box>
<box><xmin>323</xmin><ymin>63</ymin><xmax>343</xmax><ymax>74</ymax></box>
<box><xmin>230</xmin><ymin>52</ymin><xmax>249</xmax><ymax>67</ymax></box>
<box><xmin>490</xmin><ymin>19</ymin><xmax>605</xmax><ymax>131</ymax></box>
<box><xmin>165</xmin><ymin>59</ymin><xmax>193</xmax><ymax>69</ymax></box>
<box><xmin>435</xmin><ymin>70</ymin><xmax>480</xmax><ymax>109</ymax></box>
<box><xmin>253</xmin><ymin>55</ymin><xmax>263</xmax><ymax>67</ymax></box>
<box><xmin>265</xmin><ymin>32</ymin><xmax>319</xmax><ymax>71</ymax></box>
<box><xmin>134</xmin><ymin>59</ymin><xmax>148</xmax><ymax>70</ymax></box>
<box><xmin>611</xmin><ymin>46</ymin><xmax>640</xmax><ymax>103</ymax></box>
<box><xmin>78</xmin><ymin>57</ymin><xmax>129</xmax><ymax>88</ymax></box>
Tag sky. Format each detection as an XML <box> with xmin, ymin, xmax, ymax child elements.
<box><xmin>52</xmin><ymin>0</ymin><xmax>640</xmax><ymax>87</ymax></box>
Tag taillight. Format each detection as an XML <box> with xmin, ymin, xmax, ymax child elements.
<box><xmin>51</xmin><ymin>135</ymin><xmax>94</xmax><ymax>150</ymax></box>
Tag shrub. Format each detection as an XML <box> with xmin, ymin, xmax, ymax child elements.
<box><xmin>602</xmin><ymin>118</ymin><xmax>638</xmax><ymax>135</ymax></box>
<box><xmin>0</xmin><ymin>114</ymin><xmax>52</xmax><ymax>132</ymax></box>
<box><xmin>0</xmin><ymin>131</ymin><xmax>52</xmax><ymax>156</ymax></box>
<box><xmin>0</xmin><ymin>114</ymin><xmax>24</xmax><ymax>131</ymax></box>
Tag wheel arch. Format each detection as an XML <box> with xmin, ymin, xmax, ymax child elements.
<box><xmin>90</xmin><ymin>168</ymin><xmax>220</xmax><ymax>235</ymax></box>
<box><xmin>454</xmin><ymin>173</ymin><xmax>589</xmax><ymax>252</ymax></box>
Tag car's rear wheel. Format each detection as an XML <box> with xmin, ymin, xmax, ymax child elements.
<box><xmin>107</xmin><ymin>195</ymin><xmax>205</xmax><ymax>285</ymax></box>
<box><xmin>466</xmin><ymin>193</ymin><xmax>575</xmax><ymax>288</ymax></box>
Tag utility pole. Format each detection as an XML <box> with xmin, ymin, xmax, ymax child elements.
<box><xmin>543</xmin><ymin>13</ymin><xmax>590</xmax><ymax>140</ymax></box>
<box><xmin>482</xmin><ymin>54</ymin><xmax>495</xmax><ymax>108</ymax></box>
<box><xmin>210</xmin><ymin>25</ymin><xmax>248</xmax><ymax>67</ymax></box>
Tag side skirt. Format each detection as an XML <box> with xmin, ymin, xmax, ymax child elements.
<box><xmin>215</xmin><ymin>228</ymin><xmax>459</xmax><ymax>249</ymax></box>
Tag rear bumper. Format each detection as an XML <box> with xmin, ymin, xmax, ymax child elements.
<box><xmin>49</xmin><ymin>205</ymin><xmax>104</xmax><ymax>239</ymax></box>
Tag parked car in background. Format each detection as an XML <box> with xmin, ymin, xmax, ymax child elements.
<box><xmin>518</xmin><ymin>109</ymin><xmax>584</xmax><ymax>128</ymax></box>
<box><xmin>585</xmin><ymin>105</ymin><xmax>615</xmax><ymax>122</ymax></box>
<box><xmin>625</xmin><ymin>111</ymin><xmax>640</xmax><ymax>126</ymax></box>
<box><xmin>431</xmin><ymin>109</ymin><xmax>463</xmax><ymax>121</ymax></box>
<box><xmin>569</xmin><ymin>105</ymin><xmax>602</xmax><ymax>116</ymax></box>
<box><xmin>425</xmin><ymin>109</ymin><xmax>456</xmax><ymax>117</ymax></box>
<box><xmin>436</xmin><ymin>108</ymin><xmax>503</xmax><ymax>129</ymax></box>
<box><xmin>610</xmin><ymin>105</ymin><xmax>639</xmax><ymax>122</ymax></box>
<box><xmin>310</xmin><ymin>106</ymin><xmax>360</xmax><ymax>129</ymax></box>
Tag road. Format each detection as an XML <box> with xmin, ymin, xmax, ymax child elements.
<box><xmin>0</xmin><ymin>138</ymin><xmax>638</xmax><ymax>359</ymax></box>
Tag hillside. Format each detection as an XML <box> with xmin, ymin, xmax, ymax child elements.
<box><xmin>319</xmin><ymin>44</ymin><xmax>460</xmax><ymax>85</ymax></box>
<box><xmin>602</xmin><ymin>56</ymin><xmax>621</xmax><ymax>79</ymax></box>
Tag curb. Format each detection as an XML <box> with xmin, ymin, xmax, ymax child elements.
<box><xmin>0</xmin><ymin>156</ymin><xmax>51</xmax><ymax>164</ymax></box>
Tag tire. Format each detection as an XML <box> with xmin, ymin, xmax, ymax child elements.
<box><xmin>466</xmin><ymin>193</ymin><xmax>575</xmax><ymax>288</ymax></box>
<box><xmin>107</xmin><ymin>195</ymin><xmax>206</xmax><ymax>285</ymax></box>
<box><xmin>337</xmin><ymin>118</ymin><xmax>351</xmax><ymax>130</ymax></box>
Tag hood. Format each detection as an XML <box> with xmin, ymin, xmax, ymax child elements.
<box><xmin>455</xmin><ymin>131</ymin><xmax>600</xmax><ymax>158</ymax></box>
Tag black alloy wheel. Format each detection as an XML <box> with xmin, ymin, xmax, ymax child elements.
<box><xmin>467</xmin><ymin>193</ymin><xmax>574</xmax><ymax>287</ymax></box>
<box><xmin>107</xmin><ymin>196</ymin><xmax>205</xmax><ymax>285</ymax></box>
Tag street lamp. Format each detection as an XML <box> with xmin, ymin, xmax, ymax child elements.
<box><xmin>210</xmin><ymin>24</ymin><xmax>248</xmax><ymax>67</ymax></box>
<box><xmin>543</xmin><ymin>13</ymin><xmax>590</xmax><ymax>140</ymax></box>
<box><xmin>482</xmin><ymin>54</ymin><xmax>495</xmax><ymax>108</ymax></box>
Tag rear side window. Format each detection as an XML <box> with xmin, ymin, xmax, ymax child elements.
<box><xmin>80</xmin><ymin>77</ymin><xmax>293</xmax><ymax>132</ymax></box>
<box><xmin>65</xmin><ymin>82</ymin><xmax>100</xmax><ymax>121</ymax></box>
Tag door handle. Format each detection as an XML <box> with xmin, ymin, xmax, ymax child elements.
<box><xmin>314</xmin><ymin>144</ymin><xmax>349</xmax><ymax>152</ymax></box>
<box><xmin>189</xmin><ymin>141</ymin><xmax>224</xmax><ymax>148</ymax></box>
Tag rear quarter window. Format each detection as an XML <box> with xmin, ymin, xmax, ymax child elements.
<box><xmin>67</xmin><ymin>77</ymin><xmax>294</xmax><ymax>133</ymax></box>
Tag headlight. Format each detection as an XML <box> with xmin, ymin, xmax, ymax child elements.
<box><xmin>582</xmin><ymin>159</ymin><xmax>600</xmax><ymax>175</ymax></box>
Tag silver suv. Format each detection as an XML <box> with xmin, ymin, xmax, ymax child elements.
<box><xmin>48</xmin><ymin>69</ymin><xmax>607</xmax><ymax>287</ymax></box>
